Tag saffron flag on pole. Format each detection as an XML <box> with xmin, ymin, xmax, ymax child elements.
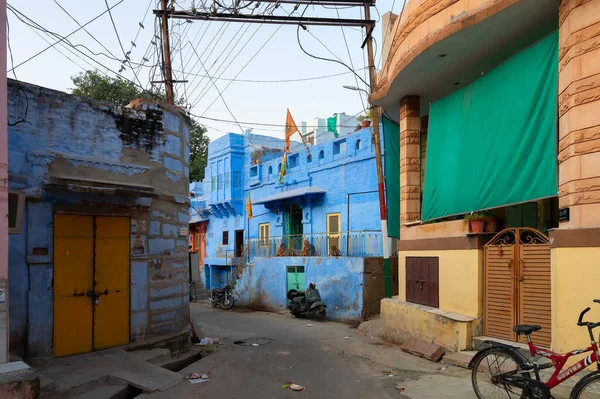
<box><xmin>285</xmin><ymin>109</ymin><xmax>299</xmax><ymax>152</ymax></box>
<box><xmin>285</xmin><ymin>109</ymin><xmax>311</xmax><ymax>157</ymax></box>
<box><xmin>246</xmin><ymin>193</ymin><xmax>252</xmax><ymax>220</ymax></box>
<box><xmin>279</xmin><ymin>151</ymin><xmax>288</xmax><ymax>184</ymax></box>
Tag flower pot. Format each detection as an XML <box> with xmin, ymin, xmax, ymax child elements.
<box><xmin>469</xmin><ymin>219</ymin><xmax>486</xmax><ymax>233</ymax></box>
<box><xmin>361</xmin><ymin>120</ymin><xmax>371</xmax><ymax>128</ymax></box>
<box><xmin>484</xmin><ymin>218</ymin><xmax>498</xmax><ymax>233</ymax></box>
<box><xmin>251</xmin><ymin>159</ymin><xmax>257</xmax><ymax>165</ymax></box>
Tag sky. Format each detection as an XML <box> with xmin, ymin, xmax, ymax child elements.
<box><xmin>6</xmin><ymin>0</ymin><xmax>402</xmax><ymax>141</ymax></box>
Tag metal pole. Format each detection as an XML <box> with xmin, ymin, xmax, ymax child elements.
<box><xmin>160</xmin><ymin>0</ymin><xmax>175</xmax><ymax>105</ymax></box>
<box><xmin>363</xmin><ymin>3</ymin><xmax>392</xmax><ymax>298</ymax></box>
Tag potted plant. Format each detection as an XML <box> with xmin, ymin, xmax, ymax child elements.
<box><xmin>465</xmin><ymin>210</ymin><xmax>491</xmax><ymax>233</ymax></box>
<box><xmin>358</xmin><ymin>110</ymin><xmax>373</xmax><ymax>128</ymax></box>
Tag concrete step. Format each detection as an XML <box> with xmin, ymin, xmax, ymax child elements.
<box><xmin>443</xmin><ymin>350</ymin><xmax>477</xmax><ymax>369</ymax></box>
<box><xmin>71</xmin><ymin>382</ymin><xmax>131</xmax><ymax>399</ymax></box>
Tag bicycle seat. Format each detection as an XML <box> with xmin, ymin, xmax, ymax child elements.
<box><xmin>513</xmin><ymin>325</ymin><xmax>542</xmax><ymax>335</ymax></box>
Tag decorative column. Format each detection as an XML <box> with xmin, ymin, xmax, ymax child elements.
<box><xmin>557</xmin><ymin>0</ymin><xmax>600</xmax><ymax>228</ymax></box>
<box><xmin>399</xmin><ymin>96</ymin><xmax>421</xmax><ymax>224</ymax></box>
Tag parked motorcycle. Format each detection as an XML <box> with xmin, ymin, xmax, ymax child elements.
<box><xmin>287</xmin><ymin>283</ymin><xmax>327</xmax><ymax>320</ymax></box>
<box><xmin>209</xmin><ymin>284</ymin><xmax>234</xmax><ymax>310</ymax></box>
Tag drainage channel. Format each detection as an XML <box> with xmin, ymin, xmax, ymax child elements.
<box><xmin>129</xmin><ymin>348</ymin><xmax>205</xmax><ymax>398</ymax></box>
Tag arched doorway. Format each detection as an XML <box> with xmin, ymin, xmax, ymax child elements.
<box><xmin>484</xmin><ymin>228</ymin><xmax>551</xmax><ymax>348</ymax></box>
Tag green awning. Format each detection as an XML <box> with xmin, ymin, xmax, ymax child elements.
<box><xmin>422</xmin><ymin>31</ymin><xmax>559</xmax><ymax>221</ymax></box>
<box><xmin>383</xmin><ymin>115</ymin><xmax>400</xmax><ymax>238</ymax></box>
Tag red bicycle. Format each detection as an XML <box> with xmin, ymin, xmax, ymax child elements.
<box><xmin>470</xmin><ymin>300</ymin><xmax>600</xmax><ymax>398</ymax></box>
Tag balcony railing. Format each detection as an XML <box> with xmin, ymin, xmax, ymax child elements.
<box><xmin>247</xmin><ymin>231</ymin><xmax>382</xmax><ymax>259</ymax></box>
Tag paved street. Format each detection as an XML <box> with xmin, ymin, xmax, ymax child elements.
<box><xmin>146</xmin><ymin>303</ymin><xmax>478</xmax><ymax>398</ymax></box>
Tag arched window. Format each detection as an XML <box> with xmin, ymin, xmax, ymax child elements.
<box><xmin>355</xmin><ymin>139</ymin><xmax>362</xmax><ymax>151</ymax></box>
<box><xmin>318</xmin><ymin>150</ymin><xmax>324</xmax><ymax>160</ymax></box>
<box><xmin>307</xmin><ymin>154</ymin><xmax>312</xmax><ymax>163</ymax></box>
<box><xmin>268</xmin><ymin>165</ymin><xmax>273</xmax><ymax>175</ymax></box>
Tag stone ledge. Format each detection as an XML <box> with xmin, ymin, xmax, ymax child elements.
<box><xmin>381</xmin><ymin>297</ymin><xmax>478</xmax><ymax>352</ymax></box>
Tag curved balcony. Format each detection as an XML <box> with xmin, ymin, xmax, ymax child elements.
<box><xmin>372</xmin><ymin>0</ymin><xmax>557</xmax><ymax>116</ymax></box>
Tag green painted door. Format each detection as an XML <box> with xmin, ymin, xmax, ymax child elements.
<box><xmin>286</xmin><ymin>266</ymin><xmax>305</xmax><ymax>291</ymax></box>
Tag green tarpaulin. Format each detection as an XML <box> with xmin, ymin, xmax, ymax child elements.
<box><xmin>422</xmin><ymin>31</ymin><xmax>558</xmax><ymax>221</ymax></box>
<box><xmin>383</xmin><ymin>116</ymin><xmax>400</xmax><ymax>238</ymax></box>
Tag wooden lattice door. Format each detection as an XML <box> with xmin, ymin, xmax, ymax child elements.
<box><xmin>484</xmin><ymin>228</ymin><xmax>551</xmax><ymax>348</ymax></box>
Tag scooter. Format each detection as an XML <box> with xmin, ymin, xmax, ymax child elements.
<box><xmin>287</xmin><ymin>283</ymin><xmax>327</xmax><ymax>320</ymax></box>
<box><xmin>209</xmin><ymin>284</ymin><xmax>234</xmax><ymax>310</ymax></box>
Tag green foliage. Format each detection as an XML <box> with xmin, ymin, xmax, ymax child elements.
<box><xmin>464</xmin><ymin>210</ymin><xmax>491</xmax><ymax>221</ymax></box>
<box><xmin>70</xmin><ymin>70</ymin><xmax>209</xmax><ymax>182</ymax></box>
<box><xmin>70</xmin><ymin>70</ymin><xmax>164</xmax><ymax>105</ymax></box>
<box><xmin>189</xmin><ymin>122</ymin><xmax>209</xmax><ymax>182</ymax></box>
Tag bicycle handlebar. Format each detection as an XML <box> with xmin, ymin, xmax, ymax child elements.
<box><xmin>578</xmin><ymin>307</ymin><xmax>591</xmax><ymax>326</ymax></box>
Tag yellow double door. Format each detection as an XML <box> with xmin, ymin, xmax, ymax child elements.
<box><xmin>54</xmin><ymin>215</ymin><xmax>130</xmax><ymax>357</ymax></box>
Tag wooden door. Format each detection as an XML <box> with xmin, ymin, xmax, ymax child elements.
<box><xmin>484</xmin><ymin>239</ymin><xmax>516</xmax><ymax>342</ymax></box>
<box><xmin>405</xmin><ymin>257</ymin><xmax>439</xmax><ymax>308</ymax></box>
<box><xmin>518</xmin><ymin>237</ymin><xmax>551</xmax><ymax>347</ymax></box>
<box><xmin>286</xmin><ymin>266</ymin><xmax>305</xmax><ymax>292</ymax></box>
<box><xmin>54</xmin><ymin>215</ymin><xmax>95</xmax><ymax>357</ymax></box>
<box><xmin>53</xmin><ymin>215</ymin><xmax>130</xmax><ymax>357</ymax></box>
<box><xmin>484</xmin><ymin>229</ymin><xmax>551</xmax><ymax>347</ymax></box>
<box><xmin>93</xmin><ymin>216</ymin><xmax>130</xmax><ymax>351</ymax></box>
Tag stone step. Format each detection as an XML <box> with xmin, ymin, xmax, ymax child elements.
<box><xmin>71</xmin><ymin>382</ymin><xmax>130</xmax><ymax>399</ymax></box>
<box><xmin>442</xmin><ymin>351</ymin><xmax>477</xmax><ymax>369</ymax></box>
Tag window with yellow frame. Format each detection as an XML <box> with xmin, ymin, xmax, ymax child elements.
<box><xmin>259</xmin><ymin>223</ymin><xmax>270</xmax><ymax>247</ymax></box>
<box><xmin>326</xmin><ymin>213</ymin><xmax>341</xmax><ymax>255</ymax></box>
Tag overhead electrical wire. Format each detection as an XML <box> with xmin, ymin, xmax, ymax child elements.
<box><xmin>53</xmin><ymin>0</ymin><xmax>121</xmax><ymax>62</ymax></box>
<box><xmin>7</xmin><ymin>5</ymin><xmax>162</xmax><ymax>102</ymax></box>
<box><xmin>6</xmin><ymin>17</ymin><xmax>29</xmax><ymax>127</ymax></box>
<box><xmin>335</xmin><ymin>6</ymin><xmax>367</xmax><ymax>113</ymax></box>
<box><xmin>295</xmin><ymin>5</ymin><xmax>369</xmax><ymax>88</ymax></box>
<box><xmin>7</xmin><ymin>0</ymin><xmax>127</xmax><ymax>73</ymax></box>
<box><xmin>181</xmin><ymin>66</ymin><xmax>368</xmax><ymax>83</ymax></box>
<box><xmin>197</xmin><ymin>5</ymin><xmax>300</xmax><ymax>116</ymax></box>
<box><xmin>191</xmin><ymin>46</ymin><xmax>246</xmax><ymax>135</ymax></box>
<box><xmin>104</xmin><ymin>0</ymin><xmax>144</xmax><ymax>86</ymax></box>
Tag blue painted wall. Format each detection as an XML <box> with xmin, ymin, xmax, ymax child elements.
<box><xmin>234</xmin><ymin>256</ymin><xmax>364</xmax><ymax>322</ymax></box>
<box><xmin>195</xmin><ymin>126</ymin><xmax>384</xmax><ymax>323</ymax></box>
<box><xmin>8</xmin><ymin>80</ymin><xmax>191</xmax><ymax>358</ymax></box>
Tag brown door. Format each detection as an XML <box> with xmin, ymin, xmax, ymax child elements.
<box><xmin>484</xmin><ymin>228</ymin><xmax>551</xmax><ymax>348</ymax></box>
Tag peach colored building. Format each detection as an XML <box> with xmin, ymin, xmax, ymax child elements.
<box><xmin>374</xmin><ymin>0</ymin><xmax>600</xmax><ymax>356</ymax></box>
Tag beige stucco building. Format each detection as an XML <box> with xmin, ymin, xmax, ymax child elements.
<box><xmin>374</xmin><ymin>0</ymin><xmax>600</xmax><ymax>356</ymax></box>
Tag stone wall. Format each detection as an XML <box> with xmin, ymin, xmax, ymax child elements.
<box><xmin>7</xmin><ymin>80</ymin><xmax>191</xmax><ymax>358</ymax></box>
<box><xmin>557</xmin><ymin>0</ymin><xmax>600</xmax><ymax>228</ymax></box>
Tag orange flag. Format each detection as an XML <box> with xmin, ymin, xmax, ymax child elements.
<box><xmin>285</xmin><ymin>109</ymin><xmax>299</xmax><ymax>152</ymax></box>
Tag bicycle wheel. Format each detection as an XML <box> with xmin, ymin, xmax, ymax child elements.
<box><xmin>471</xmin><ymin>347</ymin><xmax>529</xmax><ymax>399</ymax></box>
<box><xmin>570</xmin><ymin>370</ymin><xmax>600</xmax><ymax>398</ymax></box>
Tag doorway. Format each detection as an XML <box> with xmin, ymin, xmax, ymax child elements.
<box><xmin>235</xmin><ymin>230</ymin><xmax>244</xmax><ymax>258</ymax></box>
<box><xmin>286</xmin><ymin>266</ymin><xmax>305</xmax><ymax>292</ymax></box>
<box><xmin>285</xmin><ymin>204</ymin><xmax>303</xmax><ymax>253</ymax></box>
<box><xmin>53</xmin><ymin>214</ymin><xmax>130</xmax><ymax>357</ymax></box>
<box><xmin>484</xmin><ymin>228</ymin><xmax>551</xmax><ymax>348</ymax></box>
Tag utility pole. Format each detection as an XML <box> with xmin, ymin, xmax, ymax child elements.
<box><xmin>156</xmin><ymin>2</ymin><xmax>392</xmax><ymax>297</ymax></box>
<box><xmin>363</xmin><ymin>4</ymin><xmax>392</xmax><ymax>298</ymax></box>
<box><xmin>160</xmin><ymin>0</ymin><xmax>175</xmax><ymax>105</ymax></box>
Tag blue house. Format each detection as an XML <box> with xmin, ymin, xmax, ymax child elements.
<box><xmin>196</xmin><ymin>126</ymin><xmax>398</xmax><ymax>322</ymax></box>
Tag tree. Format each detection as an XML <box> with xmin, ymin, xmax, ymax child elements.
<box><xmin>70</xmin><ymin>71</ymin><xmax>209</xmax><ymax>182</ymax></box>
